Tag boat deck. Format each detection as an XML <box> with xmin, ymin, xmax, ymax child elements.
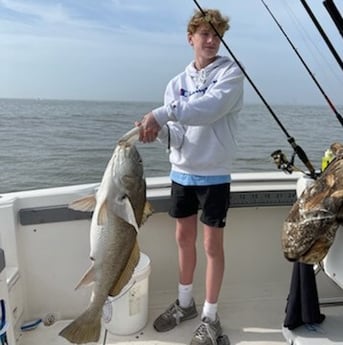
<box><xmin>22</xmin><ymin>300</ymin><xmax>343</xmax><ymax>345</ymax></box>
<box><xmin>23</xmin><ymin>297</ymin><xmax>288</xmax><ymax>345</ymax></box>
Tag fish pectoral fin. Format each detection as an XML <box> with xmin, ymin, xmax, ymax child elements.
<box><xmin>109</xmin><ymin>241</ymin><xmax>140</xmax><ymax>297</ymax></box>
<box><xmin>69</xmin><ymin>195</ymin><xmax>97</xmax><ymax>212</ymax></box>
<box><xmin>75</xmin><ymin>262</ymin><xmax>96</xmax><ymax>290</ymax></box>
<box><xmin>114</xmin><ymin>196</ymin><xmax>139</xmax><ymax>231</ymax></box>
<box><xmin>97</xmin><ymin>201</ymin><xmax>108</xmax><ymax>225</ymax></box>
<box><xmin>140</xmin><ymin>201</ymin><xmax>154</xmax><ymax>226</ymax></box>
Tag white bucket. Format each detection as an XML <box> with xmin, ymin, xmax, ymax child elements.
<box><xmin>102</xmin><ymin>252</ymin><xmax>151</xmax><ymax>335</ymax></box>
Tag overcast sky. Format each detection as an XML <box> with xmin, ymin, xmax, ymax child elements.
<box><xmin>1</xmin><ymin>0</ymin><xmax>342</xmax><ymax>106</ymax></box>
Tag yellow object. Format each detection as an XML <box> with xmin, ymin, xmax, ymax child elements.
<box><xmin>321</xmin><ymin>149</ymin><xmax>335</xmax><ymax>171</ymax></box>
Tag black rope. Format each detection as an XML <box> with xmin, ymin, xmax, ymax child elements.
<box><xmin>192</xmin><ymin>0</ymin><xmax>316</xmax><ymax>177</ymax></box>
<box><xmin>261</xmin><ymin>0</ymin><xmax>343</xmax><ymax>128</ymax></box>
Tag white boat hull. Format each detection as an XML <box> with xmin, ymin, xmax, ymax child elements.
<box><xmin>1</xmin><ymin>172</ymin><xmax>342</xmax><ymax>344</ymax></box>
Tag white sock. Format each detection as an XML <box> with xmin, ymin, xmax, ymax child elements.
<box><xmin>201</xmin><ymin>300</ymin><xmax>218</xmax><ymax>321</ymax></box>
<box><xmin>178</xmin><ymin>283</ymin><xmax>193</xmax><ymax>308</ymax></box>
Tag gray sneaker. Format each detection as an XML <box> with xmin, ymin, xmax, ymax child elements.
<box><xmin>153</xmin><ymin>299</ymin><xmax>198</xmax><ymax>332</ymax></box>
<box><xmin>190</xmin><ymin>315</ymin><xmax>224</xmax><ymax>345</ymax></box>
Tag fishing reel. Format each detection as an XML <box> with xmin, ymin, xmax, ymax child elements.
<box><xmin>271</xmin><ymin>149</ymin><xmax>299</xmax><ymax>174</ymax></box>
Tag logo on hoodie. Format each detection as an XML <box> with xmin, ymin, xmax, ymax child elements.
<box><xmin>180</xmin><ymin>80</ymin><xmax>217</xmax><ymax>98</ymax></box>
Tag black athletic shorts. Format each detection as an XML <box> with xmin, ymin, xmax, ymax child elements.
<box><xmin>168</xmin><ymin>181</ymin><xmax>231</xmax><ymax>228</ymax></box>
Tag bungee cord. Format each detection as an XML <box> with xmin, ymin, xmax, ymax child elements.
<box><xmin>192</xmin><ymin>0</ymin><xmax>316</xmax><ymax>177</ymax></box>
<box><xmin>260</xmin><ymin>0</ymin><xmax>343</xmax><ymax>128</ymax></box>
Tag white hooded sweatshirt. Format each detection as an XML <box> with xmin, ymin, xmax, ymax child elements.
<box><xmin>153</xmin><ymin>56</ymin><xmax>244</xmax><ymax>177</ymax></box>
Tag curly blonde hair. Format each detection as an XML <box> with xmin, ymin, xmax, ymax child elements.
<box><xmin>187</xmin><ymin>9</ymin><xmax>230</xmax><ymax>36</ymax></box>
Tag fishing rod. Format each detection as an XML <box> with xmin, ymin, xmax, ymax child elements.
<box><xmin>192</xmin><ymin>0</ymin><xmax>317</xmax><ymax>177</ymax></box>
<box><xmin>323</xmin><ymin>0</ymin><xmax>343</xmax><ymax>39</ymax></box>
<box><xmin>300</xmin><ymin>0</ymin><xmax>343</xmax><ymax>71</ymax></box>
<box><xmin>260</xmin><ymin>0</ymin><xmax>343</xmax><ymax>128</ymax></box>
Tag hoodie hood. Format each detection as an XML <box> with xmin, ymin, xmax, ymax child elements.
<box><xmin>185</xmin><ymin>56</ymin><xmax>232</xmax><ymax>89</ymax></box>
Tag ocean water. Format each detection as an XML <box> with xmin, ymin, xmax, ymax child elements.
<box><xmin>1</xmin><ymin>98</ymin><xmax>342</xmax><ymax>193</ymax></box>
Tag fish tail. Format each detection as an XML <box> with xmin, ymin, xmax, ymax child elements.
<box><xmin>59</xmin><ymin>308</ymin><xmax>101</xmax><ymax>344</ymax></box>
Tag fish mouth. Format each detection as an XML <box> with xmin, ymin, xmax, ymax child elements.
<box><xmin>118</xmin><ymin>127</ymin><xmax>140</xmax><ymax>146</ymax></box>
